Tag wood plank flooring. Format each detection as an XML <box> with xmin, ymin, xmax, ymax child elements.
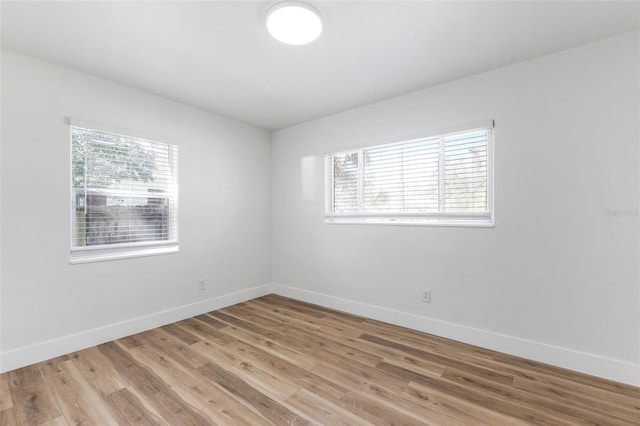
<box><xmin>1</xmin><ymin>294</ymin><xmax>638</xmax><ymax>425</ymax></box>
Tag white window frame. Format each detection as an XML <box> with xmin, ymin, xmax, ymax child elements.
<box><xmin>325</xmin><ymin>121</ymin><xmax>494</xmax><ymax>227</ymax></box>
<box><xmin>69</xmin><ymin>119</ymin><xmax>179</xmax><ymax>263</ymax></box>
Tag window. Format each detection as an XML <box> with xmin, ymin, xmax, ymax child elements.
<box><xmin>70</xmin><ymin>122</ymin><xmax>179</xmax><ymax>262</ymax></box>
<box><xmin>325</xmin><ymin>122</ymin><xmax>493</xmax><ymax>226</ymax></box>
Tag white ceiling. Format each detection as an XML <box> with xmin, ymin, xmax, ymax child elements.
<box><xmin>1</xmin><ymin>1</ymin><xmax>639</xmax><ymax>130</ymax></box>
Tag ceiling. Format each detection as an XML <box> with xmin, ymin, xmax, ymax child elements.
<box><xmin>1</xmin><ymin>1</ymin><xmax>639</xmax><ymax>130</ymax></box>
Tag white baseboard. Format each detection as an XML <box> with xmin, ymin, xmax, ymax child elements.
<box><xmin>3</xmin><ymin>282</ymin><xmax>638</xmax><ymax>387</ymax></box>
<box><xmin>0</xmin><ymin>283</ymin><xmax>272</xmax><ymax>374</ymax></box>
<box><xmin>271</xmin><ymin>283</ymin><xmax>640</xmax><ymax>387</ymax></box>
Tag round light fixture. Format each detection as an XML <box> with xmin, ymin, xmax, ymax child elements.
<box><xmin>266</xmin><ymin>1</ymin><xmax>322</xmax><ymax>45</ymax></box>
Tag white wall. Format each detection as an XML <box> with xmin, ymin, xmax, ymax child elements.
<box><xmin>271</xmin><ymin>31</ymin><xmax>640</xmax><ymax>385</ymax></box>
<box><xmin>0</xmin><ymin>49</ymin><xmax>272</xmax><ymax>371</ymax></box>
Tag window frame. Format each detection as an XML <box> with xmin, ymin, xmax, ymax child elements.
<box><xmin>69</xmin><ymin>119</ymin><xmax>179</xmax><ymax>263</ymax></box>
<box><xmin>324</xmin><ymin>121</ymin><xmax>494</xmax><ymax>227</ymax></box>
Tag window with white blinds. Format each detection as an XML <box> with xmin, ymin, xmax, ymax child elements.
<box><xmin>325</xmin><ymin>123</ymin><xmax>493</xmax><ymax>226</ymax></box>
<box><xmin>70</xmin><ymin>123</ymin><xmax>179</xmax><ymax>262</ymax></box>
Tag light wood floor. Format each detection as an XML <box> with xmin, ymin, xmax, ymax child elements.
<box><xmin>1</xmin><ymin>295</ymin><xmax>638</xmax><ymax>425</ymax></box>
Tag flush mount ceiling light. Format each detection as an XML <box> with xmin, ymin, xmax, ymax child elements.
<box><xmin>266</xmin><ymin>1</ymin><xmax>322</xmax><ymax>45</ymax></box>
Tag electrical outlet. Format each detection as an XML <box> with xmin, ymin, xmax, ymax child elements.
<box><xmin>422</xmin><ymin>289</ymin><xmax>431</xmax><ymax>303</ymax></box>
<box><xmin>198</xmin><ymin>279</ymin><xmax>206</xmax><ymax>291</ymax></box>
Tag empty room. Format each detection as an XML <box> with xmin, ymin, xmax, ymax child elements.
<box><xmin>1</xmin><ymin>1</ymin><xmax>639</xmax><ymax>424</ymax></box>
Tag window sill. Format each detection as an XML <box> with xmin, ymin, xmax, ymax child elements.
<box><xmin>324</xmin><ymin>216</ymin><xmax>494</xmax><ymax>228</ymax></box>
<box><xmin>70</xmin><ymin>244</ymin><xmax>179</xmax><ymax>264</ymax></box>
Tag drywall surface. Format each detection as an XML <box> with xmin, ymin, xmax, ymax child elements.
<box><xmin>0</xmin><ymin>49</ymin><xmax>272</xmax><ymax>370</ymax></box>
<box><xmin>271</xmin><ymin>32</ymin><xmax>640</xmax><ymax>383</ymax></box>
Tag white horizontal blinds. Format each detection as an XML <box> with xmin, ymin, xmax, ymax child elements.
<box><xmin>443</xmin><ymin>129</ymin><xmax>488</xmax><ymax>212</ymax></box>
<box><xmin>326</xmin><ymin>123</ymin><xmax>492</xmax><ymax>223</ymax></box>
<box><xmin>332</xmin><ymin>152</ymin><xmax>359</xmax><ymax>213</ymax></box>
<box><xmin>363</xmin><ymin>137</ymin><xmax>440</xmax><ymax>213</ymax></box>
<box><xmin>71</xmin><ymin>126</ymin><xmax>178</xmax><ymax>249</ymax></box>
